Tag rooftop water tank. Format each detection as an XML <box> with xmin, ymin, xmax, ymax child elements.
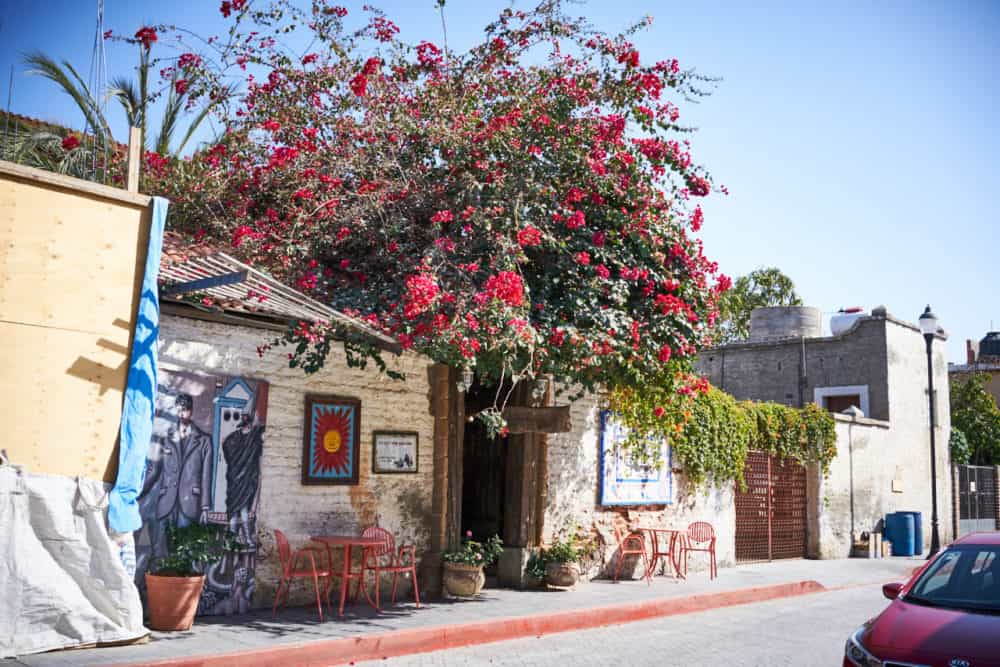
<box><xmin>748</xmin><ymin>306</ymin><xmax>822</xmax><ymax>342</ymax></box>
<box><xmin>830</xmin><ymin>307</ymin><xmax>865</xmax><ymax>336</ymax></box>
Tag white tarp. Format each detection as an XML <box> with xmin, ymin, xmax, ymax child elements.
<box><xmin>0</xmin><ymin>465</ymin><xmax>147</xmax><ymax>658</ymax></box>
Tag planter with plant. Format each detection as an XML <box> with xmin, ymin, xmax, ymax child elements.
<box><xmin>527</xmin><ymin>533</ymin><xmax>594</xmax><ymax>590</ymax></box>
<box><xmin>145</xmin><ymin>524</ymin><xmax>235</xmax><ymax>631</ymax></box>
<box><xmin>441</xmin><ymin>532</ymin><xmax>503</xmax><ymax>597</ymax></box>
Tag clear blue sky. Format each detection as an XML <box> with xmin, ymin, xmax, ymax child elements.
<box><xmin>2</xmin><ymin>1</ymin><xmax>997</xmax><ymax>363</ymax></box>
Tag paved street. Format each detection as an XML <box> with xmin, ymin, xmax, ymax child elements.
<box><xmin>355</xmin><ymin>583</ymin><xmax>888</xmax><ymax>667</ymax></box>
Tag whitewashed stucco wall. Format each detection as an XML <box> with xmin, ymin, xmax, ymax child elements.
<box><xmin>813</xmin><ymin>321</ymin><xmax>953</xmax><ymax>558</ymax></box>
<box><xmin>158</xmin><ymin>313</ymin><xmax>436</xmax><ymax>608</ymax></box>
<box><xmin>544</xmin><ymin>393</ymin><xmax>735</xmax><ymax>578</ymax></box>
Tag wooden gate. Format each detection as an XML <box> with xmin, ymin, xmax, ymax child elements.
<box><xmin>957</xmin><ymin>465</ymin><xmax>998</xmax><ymax>536</ymax></box>
<box><xmin>734</xmin><ymin>452</ymin><xmax>808</xmax><ymax>562</ymax></box>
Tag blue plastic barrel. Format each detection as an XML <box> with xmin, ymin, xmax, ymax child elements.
<box><xmin>885</xmin><ymin>513</ymin><xmax>915</xmax><ymax>557</ymax></box>
<box><xmin>897</xmin><ymin>511</ymin><xmax>923</xmax><ymax>556</ymax></box>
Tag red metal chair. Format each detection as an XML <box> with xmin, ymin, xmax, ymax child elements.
<box><xmin>612</xmin><ymin>519</ymin><xmax>650</xmax><ymax>584</ymax></box>
<box><xmin>359</xmin><ymin>526</ymin><xmax>421</xmax><ymax>610</ymax></box>
<box><xmin>681</xmin><ymin>521</ymin><xmax>717</xmax><ymax>580</ymax></box>
<box><xmin>272</xmin><ymin>529</ymin><xmax>331</xmax><ymax>620</ymax></box>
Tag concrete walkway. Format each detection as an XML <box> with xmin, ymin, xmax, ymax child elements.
<box><xmin>10</xmin><ymin>558</ymin><xmax>921</xmax><ymax>667</ymax></box>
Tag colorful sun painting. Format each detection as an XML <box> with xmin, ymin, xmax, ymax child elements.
<box><xmin>303</xmin><ymin>396</ymin><xmax>360</xmax><ymax>484</ymax></box>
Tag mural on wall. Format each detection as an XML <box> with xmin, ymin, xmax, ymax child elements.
<box><xmin>599</xmin><ymin>410</ymin><xmax>672</xmax><ymax>506</ymax></box>
<box><xmin>133</xmin><ymin>369</ymin><xmax>268</xmax><ymax>616</ymax></box>
<box><xmin>302</xmin><ymin>394</ymin><xmax>361</xmax><ymax>485</ymax></box>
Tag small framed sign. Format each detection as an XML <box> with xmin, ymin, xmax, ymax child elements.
<box><xmin>372</xmin><ymin>431</ymin><xmax>419</xmax><ymax>474</ymax></box>
<box><xmin>302</xmin><ymin>395</ymin><xmax>361</xmax><ymax>485</ymax></box>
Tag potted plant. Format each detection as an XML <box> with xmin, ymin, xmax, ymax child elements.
<box><xmin>145</xmin><ymin>524</ymin><xmax>235</xmax><ymax>631</ymax></box>
<box><xmin>441</xmin><ymin>532</ymin><xmax>503</xmax><ymax>597</ymax></box>
<box><xmin>527</xmin><ymin>532</ymin><xmax>594</xmax><ymax>590</ymax></box>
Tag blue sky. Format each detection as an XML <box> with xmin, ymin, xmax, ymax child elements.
<box><xmin>1</xmin><ymin>1</ymin><xmax>997</xmax><ymax>362</ymax></box>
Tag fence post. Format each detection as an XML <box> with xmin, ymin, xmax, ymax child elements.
<box><xmin>125</xmin><ymin>127</ymin><xmax>141</xmax><ymax>193</ymax></box>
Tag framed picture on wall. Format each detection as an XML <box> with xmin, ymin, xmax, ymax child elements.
<box><xmin>372</xmin><ymin>431</ymin><xmax>419</xmax><ymax>474</ymax></box>
<box><xmin>302</xmin><ymin>394</ymin><xmax>361</xmax><ymax>485</ymax></box>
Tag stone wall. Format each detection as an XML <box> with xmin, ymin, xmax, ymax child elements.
<box><xmin>697</xmin><ymin>316</ymin><xmax>890</xmax><ymax>420</ymax></box>
<box><xmin>158</xmin><ymin>312</ymin><xmax>436</xmax><ymax>608</ymax></box>
<box><xmin>810</xmin><ymin>319</ymin><xmax>953</xmax><ymax>558</ymax></box>
<box><xmin>543</xmin><ymin>394</ymin><xmax>735</xmax><ymax>579</ymax></box>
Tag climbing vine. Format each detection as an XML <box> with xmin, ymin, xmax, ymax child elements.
<box><xmin>608</xmin><ymin>385</ymin><xmax>836</xmax><ymax>488</ymax></box>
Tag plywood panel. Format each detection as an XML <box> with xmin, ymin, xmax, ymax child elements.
<box><xmin>0</xmin><ymin>176</ymin><xmax>150</xmax><ymax>335</ymax></box>
<box><xmin>0</xmin><ymin>322</ymin><xmax>129</xmax><ymax>481</ymax></box>
<box><xmin>0</xmin><ymin>165</ymin><xmax>151</xmax><ymax>483</ymax></box>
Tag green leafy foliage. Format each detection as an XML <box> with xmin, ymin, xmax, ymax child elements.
<box><xmin>609</xmin><ymin>385</ymin><xmax>836</xmax><ymax>488</ymax></box>
<box><xmin>950</xmin><ymin>374</ymin><xmax>1000</xmax><ymax>465</ymax></box>
<box><xmin>526</xmin><ymin>531</ymin><xmax>596</xmax><ymax>580</ymax></box>
<box><xmin>949</xmin><ymin>428</ymin><xmax>972</xmax><ymax>465</ymax></box>
<box><xmin>715</xmin><ymin>267</ymin><xmax>802</xmax><ymax>343</ymax></box>
<box><xmin>442</xmin><ymin>533</ymin><xmax>504</xmax><ymax>567</ymax></box>
<box><xmin>150</xmin><ymin>523</ymin><xmax>237</xmax><ymax>577</ymax></box>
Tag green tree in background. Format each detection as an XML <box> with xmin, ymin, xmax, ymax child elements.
<box><xmin>715</xmin><ymin>267</ymin><xmax>802</xmax><ymax>343</ymax></box>
<box><xmin>949</xmin><ymin>428</ymin><xmax>972</xmax><ymax>465</ymax></box>
<box><xmin>950</xmin><ymin>374</ymin><xmax>1000</xmax><ymax>465</ymax></box>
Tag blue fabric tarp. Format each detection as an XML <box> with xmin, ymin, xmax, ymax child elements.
<box><xmin>108</xmin><ymin>197</ymin><xmax>168</xmax><ymax>534</ymax></box>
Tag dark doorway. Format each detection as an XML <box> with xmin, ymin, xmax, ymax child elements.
<box><xmin>461</xmin><ymin>380</ymin><xmax>506</xmax><ymax>547</ymax></box>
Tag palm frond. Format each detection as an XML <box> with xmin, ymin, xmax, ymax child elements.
<box><xmin>174</xmin><ymin>81</ymin><xmax>239</xmax><ymax>155</ymax></box>
<box><xmin>22</xmin><ymin>52</ymin><xmax>112</xmax><ymax>142</ymax></box>
<box><xmin>109</xmin><ymin>75</ymin><xmax>142</xmax><ymax>129</ymax></box>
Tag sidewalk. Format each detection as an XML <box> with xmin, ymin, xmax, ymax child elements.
<box><xmin>10</xmin><ymin>558</ymin><xmax>920</xmax><ymax>667</ymax></box>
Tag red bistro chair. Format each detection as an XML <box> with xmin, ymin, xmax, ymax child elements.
<box><xmin>360</xmin><ymin>526</ymin><xmax>421</xmax><ymax>610</ymax></box>
<box><xmin>681</xmin><ymin>521</ymin><xmax>717</xmax><ymax>580</ymax></box>
<box><xmin>272</xmin><ymin>529</ymin><xmax>331</xmax><ymax>620</ymax></box>
<box><xmin>612</xmin><ymin>519</ymin><xmax>651</xmax><ymax>584</ymax></box>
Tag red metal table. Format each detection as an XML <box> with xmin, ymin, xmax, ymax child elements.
<box><xmin>636</xmin><ymin>527</ymin><xmax>685</xmax><ymax>580</ymax></box>
<box><xmin>311</xmin><ymin>535</ymin><xmax>386</xmax><ymax>617</ymax></box>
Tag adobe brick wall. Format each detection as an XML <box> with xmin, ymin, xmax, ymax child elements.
<box><xmin>159</xmin><ymin>312</ymin><xmax>437</xmax><ymax>609</ymax></box>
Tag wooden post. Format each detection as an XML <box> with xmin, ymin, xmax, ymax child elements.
<box><xmin>126</xmin><ymin>126</ymin><xmax>142</xmax><ymax>193</ymax></box>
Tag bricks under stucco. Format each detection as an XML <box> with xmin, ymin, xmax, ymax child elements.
<box><xmin>158</xmin><ymin>312</ymin><xmax>437</xmax><ymax>608</ymax></box>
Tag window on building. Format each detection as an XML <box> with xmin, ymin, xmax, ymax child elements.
<box><xmin>823</xmin><ymin>394</ymin><xmax>862</xmax><ymax>414</ymax></box>
<box><xmin>813</xmin><ymin>385</ymin><xmax>870</xmax><ymax>417</ymax></box>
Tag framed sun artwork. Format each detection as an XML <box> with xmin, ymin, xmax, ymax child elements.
<box><xmin>302</xmin><ymin>395</ymin><xmax>361</xmax><ymax>485</ymax></box>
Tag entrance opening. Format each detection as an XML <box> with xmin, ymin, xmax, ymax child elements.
<box><xmin>461</xmin><ymin>380</ymin><xmax>506</xmax><ymax>577</ymax></box>
<box><xmin>734</xmin><ymin>452</ymin><xmax>807</xmax><ymax>562</ymax></box>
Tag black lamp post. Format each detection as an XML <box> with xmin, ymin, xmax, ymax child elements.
<box><xmin>918</xmin><ymin>305</ymin><xmax>941</xmax><ymax>557</ymax></box>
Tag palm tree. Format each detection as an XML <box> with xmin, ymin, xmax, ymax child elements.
<box><xmin>22</xmin><ymin>43</ymin><xmax>229</xmax><ymax>161</ymax></box>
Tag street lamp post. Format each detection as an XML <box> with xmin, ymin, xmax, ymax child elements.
<box><xmin>918</xmin><ymin>305</ymin><xmax>941</xmax><ymax>558</ymax></box>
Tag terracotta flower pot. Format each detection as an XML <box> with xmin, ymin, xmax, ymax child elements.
<box><xmin>442</xmin><ymin>561</ymin><xmax>485</xmax><ymax>597</ymax></box>
<box><xmin>145</xmin><ymin>573</ymin><xmax>205</xmax><ymax>631</ymax></box>
<box><xmin>544</xmin><ymin>561</ymin><xmax>580</xmax><ymax>589</ymax></box>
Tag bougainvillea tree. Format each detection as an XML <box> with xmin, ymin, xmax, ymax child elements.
<box><xmin>148</xmin><ymin>0</ymin><xmax>731</xmax><ymax>438</ymax></box>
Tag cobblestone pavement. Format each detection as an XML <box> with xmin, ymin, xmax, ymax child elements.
<box><xmin>354</xmin><ymin>583</ymin><xmax>889</xmax><ymax>666</ymax></box>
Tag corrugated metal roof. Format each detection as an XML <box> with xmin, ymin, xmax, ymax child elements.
<box><xmin>159</xmin><ymin>232</ymin><xmax>398</xmax><ymax>350</ymax></box>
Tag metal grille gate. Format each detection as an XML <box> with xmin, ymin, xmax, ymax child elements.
<box><xmin>957</xmin><ymin>465</ymin><xmax>997</xmax><ymax>536</ymax></box>
<box><xmin>734</xmin><ymin>452</ymin><xmax>808</xmax><ymax>562</ymax></box>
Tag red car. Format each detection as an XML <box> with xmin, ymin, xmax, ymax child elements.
<box><xmin>844</xmin><ymin>532</ymin><xmax>1000</xmax><ymax>667</ymax></box>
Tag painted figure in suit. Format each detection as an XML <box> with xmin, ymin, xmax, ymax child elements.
<box><xmin>138</xmin><ymin>393</ymin><xmax>214</xmax><ymax>566</ymax></box>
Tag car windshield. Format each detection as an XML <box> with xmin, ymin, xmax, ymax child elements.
<box><xmin>906</xmin><ymin>545</ymin><xmax>1000</xmax><ymax>613</ymax></box>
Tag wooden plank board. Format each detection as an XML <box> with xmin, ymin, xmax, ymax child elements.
<box><xmin>501</xmin><ymin>406</ymin><xmax>571</xmax><ymax>434</ymax></box>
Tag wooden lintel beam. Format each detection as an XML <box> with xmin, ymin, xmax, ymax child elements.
<box><xmin>502</xmin><ymin>406</ymin><xmax>572</xmax><ymax>434</ymax></box>
<box><xmin>160</xmin><ymin>270</ymin><xmax>248</xmax><ymax>296</ymax></box>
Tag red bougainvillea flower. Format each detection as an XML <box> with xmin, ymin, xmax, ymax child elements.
<box><xmin>517</xmin><ymin>225</ymin><xmax>542</xmax><ymax>247</ymax></box>
<box><xmin>134</xmin><ymin>26</ymin><xmax>157</xmax><ymax>49</ymax></box>
<box><xmin>61</xmin><ymin>135</ymin><xmax>80</xmax><ymax>151</ymax></box>
<box><xmin>310</xmin><ymin>407</ymin><xmax>353</xmax><ymax>475</ymax></box>
<box><xmin>430</xmin><ymin>210</ymin><xmax>454</xmax><ymax>224</ymax></box>
<box><xmin>403</xmin><ymin>273</ymin><xmax>439</xmax><ymax>320</ymax></box>
<box><xmin>575</xmin><ymin>251</ymin><xmax>591</xmax><ymax>266</ymax></box>
<box><xmin>483</xmin><ymin>271</ymin><xmax>525</xmax><ymax>307</ymax></box>
<box><xmin>174</xmin><ymin>79</ymin><xmax>189</xmax><ymax>95</ymax></box>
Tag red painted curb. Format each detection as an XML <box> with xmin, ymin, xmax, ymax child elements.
<box><xmin>101</xmin><ymin>580</ymin><xmax>826</xmax><ymax>667</ymax></box>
